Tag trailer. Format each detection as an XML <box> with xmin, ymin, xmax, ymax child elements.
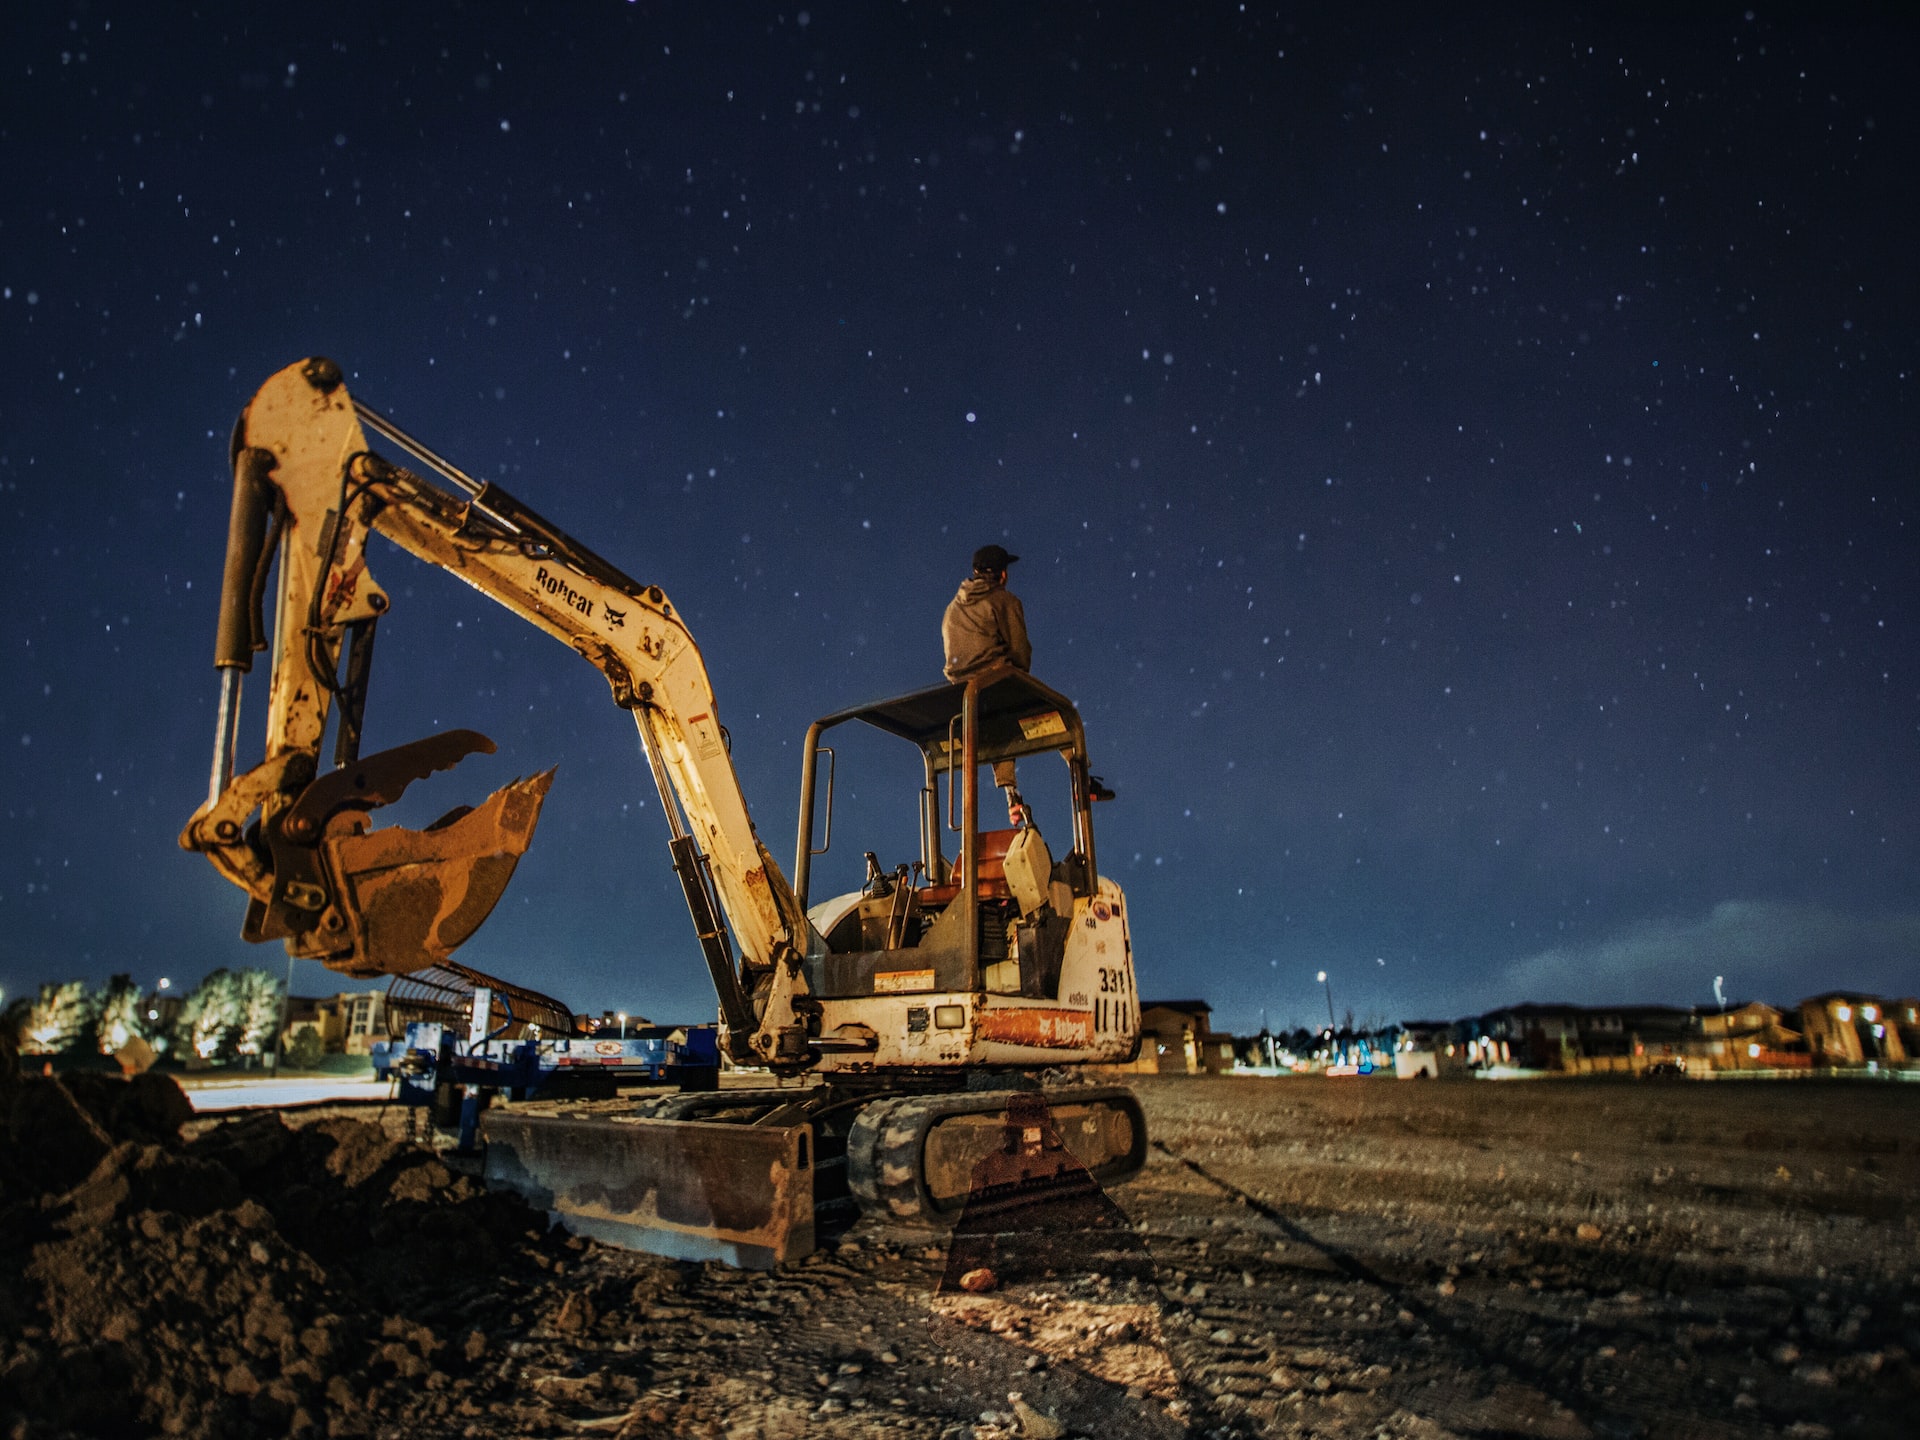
<box><xmin>371</xmin><ymin>985</ymin><xmax>720</xmax><ymax>1148</ymax></box>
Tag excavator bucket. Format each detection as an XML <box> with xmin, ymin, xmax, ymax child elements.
<box><xmin>483</xmin><ymin>1111</ymin><xmax>815</xmax><ymax>1269</ymax></box>
<box><xmin>317</xmin><ymin>769</ymin><xmax>554</xmax><ymax>977</ymax></box>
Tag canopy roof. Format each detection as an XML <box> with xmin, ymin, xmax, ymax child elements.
<box><xmin>810</xmin><ymin>667</ymin><xmax>1087</xmax><ymax>767</ymax></box>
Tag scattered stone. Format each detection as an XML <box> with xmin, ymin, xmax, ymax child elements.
<box><xmin>960</xmin><ymin>1267</ymin><xmax>999</xmax><ymax>1293</ymax></box>
<box><xmin>1008</xmin><ymin>1393</ymin><xmax>1066</xmax><ymax>1439</ymax></box>
<box><xmin>1577</xmin><ymin>1222</ymin><xmax>1604</xmax><ymax>1242</ymax></box>
<box><xmin>553</xmin><ymin>1290</ymin><xmax>598</xmax><ymax>1334</ymax></box>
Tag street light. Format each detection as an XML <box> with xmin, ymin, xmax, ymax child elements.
<box><xmin>1317</xmin><ymin>971</ymin><xmax>1336</xmax><ymax>1033</ymax></box>
<box><xmin>617</xmin><ymin>1011</ymin><xmax>628</xmax><ymax>1038</ymax></box>
<box><xmin>271</xmin><ymin>953</ymin><xmax>296</xmax><ymax>1074</ymax></box>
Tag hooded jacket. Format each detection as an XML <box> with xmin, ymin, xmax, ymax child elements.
<box><xmin>942</xmin><ymin>574</ymin><xmax>1031</xmax><ymax>681</ymax></box>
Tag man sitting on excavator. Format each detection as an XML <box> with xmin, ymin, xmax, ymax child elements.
<box><xmin>942</xmin><ymin>543</ymin><xmax>1033</xmax><ymax>823</ymax></box>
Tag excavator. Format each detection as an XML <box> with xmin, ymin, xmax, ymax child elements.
<box><xmin>179</xmin><ymin>357</ymin><xmax>1147</xmax><ymax>1266</ymax></box>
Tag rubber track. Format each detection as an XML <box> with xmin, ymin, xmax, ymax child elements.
<box><xmin>846</xmin><ymin>1085</ymin><xmax>1146</xmax><ymax>1225</ymax></box>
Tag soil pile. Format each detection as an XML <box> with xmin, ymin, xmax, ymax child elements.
<box><xmin>0</xmin><ymin>1072</ymin><xmax>553</xmax><ymax>1439</ymax></box>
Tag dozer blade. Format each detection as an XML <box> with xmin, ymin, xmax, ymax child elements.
<box><xmin>482</xmin><ymin>1111</ymin><xmax>815</xmax><ymax>1269</ymax></box>
<box><xmin>317</xmin><ymin>769</ymin><xmax>554</xmax><ymax>976</ymax></box>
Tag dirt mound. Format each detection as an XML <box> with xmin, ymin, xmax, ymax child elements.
<box><xmin>0</xmin><ymin>1073</ymin><xmax>554</xmax><ymax>1439</ymax></box>
<box><xmin>4</xmin><ymin>1070</ymin><xmax>193</xmax><ymax>1197</ymax></box>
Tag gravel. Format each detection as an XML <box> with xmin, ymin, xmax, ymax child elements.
<box><xmin>4</xmin><ymin>1071</ymin><xmax>1914</xmax><ymax>1438</ymax></box>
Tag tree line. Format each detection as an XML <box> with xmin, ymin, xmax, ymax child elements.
<box><xmin>4</xmin><ymin>969</ymin><xmax>283</xmax><ymax>1065</ymax></box>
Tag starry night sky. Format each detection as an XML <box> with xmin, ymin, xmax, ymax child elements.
<box><xmin>3</xmin><ymin>3</ymin><xmax>1915</xmax><ymax>1036</ymax></box>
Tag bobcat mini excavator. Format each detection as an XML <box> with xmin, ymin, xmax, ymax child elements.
<box><xmin>180</xmin><ymin>357</ymin><xmax>1147</xmax><ymax>1266</ymax></box>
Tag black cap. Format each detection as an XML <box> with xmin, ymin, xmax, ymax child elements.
<box><xmin>972</xmin><ymin>543</ymin><xmax>1019</xmax><ymax>572</ymax></box>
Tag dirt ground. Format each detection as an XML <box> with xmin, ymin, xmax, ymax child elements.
<box><xmin>5</xmin><ymin>1072</ymin><xmax>1917</xmax><ymax>1439</ymax></box>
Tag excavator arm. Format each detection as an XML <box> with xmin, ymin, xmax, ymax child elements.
<box><xmin>179</xmin><ymin>357</ymin><xmax>814</xmax><ymax>1065</ymax></box>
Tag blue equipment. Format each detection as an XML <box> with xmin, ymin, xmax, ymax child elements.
<box><xmin>371</xmin><ymin>985</ymin><xmax>720</xmax><ymax>1150</ymax></box>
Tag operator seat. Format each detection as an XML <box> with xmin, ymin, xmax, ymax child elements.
<box><xmin>918</xmin><ymin>827</ymin><xmax>1016</xmax><ymax>907</ymax></box>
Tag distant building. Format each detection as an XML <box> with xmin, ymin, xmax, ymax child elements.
<box><xmin>1133</xmin><ymin>1000</ymin><xmax>1236</xmax><ymax>1074</ymax></box>
<box><xmin>1798</xmin><ymin>993</ymin><xmax>1910</xmax><ymax>1066</ymax></box>
<box><xmin>1459</xmin><ymin>1003</ymin><xmax>1661</xmax><ymax>1070</ymax></box>
<box><xmin>281</xmin><ymin>994</ymin><xmax>328</xmax><ymax>1044</ymax></box>
<box><xmin>1694</xmin><ymin>1002</ymin><xmax>1805</xmax><ymax>1069</ymax></box>
<box><xmin>1457</xmin><ymin>1001</ymin><xmax>1808</xmax><ymax>1075</ymax></box>
<box><xmin>1091</xmin><ymin>990</ymin><xmax>1908</xmax><ymax>1083</ymax></box>
<box><xmin>1892</xmin><ymin>998</ymin><xmax>1920</xmax><ymax>1059</ymax></box>
<box><xmin>1394</xmin><ymin>1020</ymin><xmax>1470</xmax><ymax>1079</ymax></box>
<box><xmin>281</xmin><ymin>990</ymin><xmax>388</xmax><ymax>1056</ymax></box>
<box><xmin>580</xmin><ymin>1011</ymin><xmax>653</xmax><ymax>1036</ymax></box>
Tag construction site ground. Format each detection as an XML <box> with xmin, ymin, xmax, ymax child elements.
<box><xmin>5</xmin><ymin>1071</ymin><xmax>1916</xmax><ymax>1439</ymax></box>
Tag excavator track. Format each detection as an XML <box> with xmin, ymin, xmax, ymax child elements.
<box><xmin>847</xmin><ymin>1084</ymin><xmax>1147</xmax><ymax>1225</ymax></box>
<box><xmin>626</xmin><ymin>1082</ymin><xmax>1150</xmax><ymax>1227</ymax></box>
<box><xmin>484</xmin><ymin>1081</ymin><xmax>1145</xmax><ymax>1265</ymax></box>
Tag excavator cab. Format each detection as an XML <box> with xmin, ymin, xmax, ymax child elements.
<box><xmin>793</xmin><ymin>667</ymin><xmax>1104</xmax><ymax>1003</ymax></box>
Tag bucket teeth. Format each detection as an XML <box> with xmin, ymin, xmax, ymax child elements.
<box><xmin>319</xmin><ymin>769</ymin><xmax>554</xmax><ymax>976</ymax></box>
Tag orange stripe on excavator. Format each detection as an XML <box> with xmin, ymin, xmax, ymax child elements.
<box><xmin>974</xmin><ymin>1008</ymin><xmax>1094</xmax><ymax>1048</ymax></box>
